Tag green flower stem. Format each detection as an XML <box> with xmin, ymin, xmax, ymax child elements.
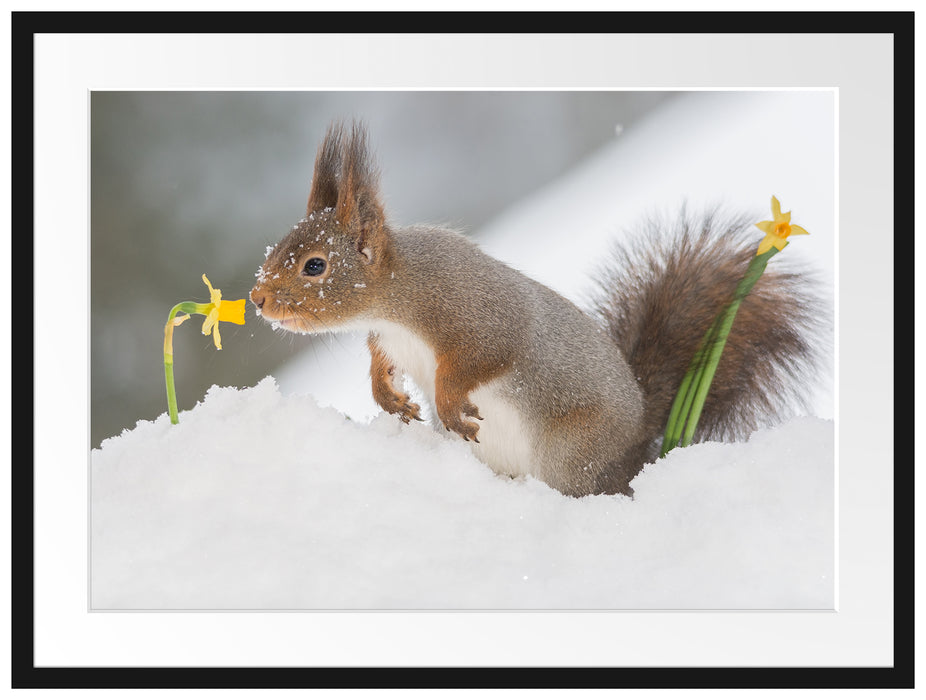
<box><xmin>164</xmin><ymin>301</ymin><xmax>209</xmax><ymax>424</ymax></box>
<box><xmin>164</xmin><ymin>358</ymin><xmax>179</xmax><ymax>424</ymax></box>
<box><xmin>660</xmin><ymin>247</ymin><xmax>779</xmax><ymax>457</ymax></box>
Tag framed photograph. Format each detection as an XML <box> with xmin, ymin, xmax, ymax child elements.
<box><xmin>13</xmin><ymin>8</ymin><xmax>909</xmax><ymax>690</ymax></box>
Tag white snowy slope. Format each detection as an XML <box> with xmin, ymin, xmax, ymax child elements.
<box><xmin>91</xmin><ymin>378</ymin><xmax>833</xmax><ymax>610</ymax></box>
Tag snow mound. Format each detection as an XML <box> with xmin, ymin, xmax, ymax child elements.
<box><xmin>91</xmin><ymin>377</ymin><xmax>834</xmax><ymax>610</ymax></box>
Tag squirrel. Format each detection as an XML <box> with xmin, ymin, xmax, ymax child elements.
<box><xmin>250</xmin><ymin>121</ymin><xmax>826</xmax><ymax>498</ymax></box>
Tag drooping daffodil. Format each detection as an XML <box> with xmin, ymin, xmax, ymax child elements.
<box><xmin>754</xmin><ymin>195</ymin><xmax>810</xmax><ymax>255</ymax></box>
<box><xmin>163</xmin><ymin>274</ymin><xmax>247</xmax><ymax>424</ymax></box>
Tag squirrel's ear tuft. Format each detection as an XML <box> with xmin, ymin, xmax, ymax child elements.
<box><xmin>306</xmin><ymin>121</ymin><xmax>388</xmax><ymax>263</ymax></box>
<box><xmin>306</xmin><ymin>123</ymin><xmax>344</xmax><ymax>214</ymax></box>
<box><xmin>336</xmin><ymin>122</ymin><xmax>388</xmax><ymax>264</ymax></box>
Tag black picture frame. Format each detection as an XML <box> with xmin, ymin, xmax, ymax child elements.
<box><xmin>11</xmin><ymin>9</ymin><xmax>912</xmax><ymax>691</ymax></box>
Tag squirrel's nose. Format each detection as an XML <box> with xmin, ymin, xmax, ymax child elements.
<box><xmin>250</xmin><ymin>288</ymin><xmax>265</xmax><ymax>309</ymax></box>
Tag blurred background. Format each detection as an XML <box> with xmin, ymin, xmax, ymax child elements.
<box><xmin>90</xmin><ymin>91</ymin><xmax>834</xmax><ymax>448</ymax></box>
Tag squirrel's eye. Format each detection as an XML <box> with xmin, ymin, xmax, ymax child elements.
<box><xmin>302</xmin><ymin>257</ymin><xmax>327</xmax><ymax>277</ymax></box>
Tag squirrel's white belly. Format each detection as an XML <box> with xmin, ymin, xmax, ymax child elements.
<box><xmin>370</xmin><ymin>320</ymin><xmax>536</xmax><ymax>479</ymax></box>
<box><xmin>466</xmin><ymin>384</ymin><xmax>536</xmax><ymax>478</ymax></box>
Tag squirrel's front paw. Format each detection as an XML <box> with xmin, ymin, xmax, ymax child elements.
<box><xmin>435</xmin><ymin>375</ymin><xmax>484</xmax><ymax>442</ymax></box>
<box><xmin>440</xmin><ymin>403</ymin><xmax>482</xmax><ymax>443</ymax></box>
<box><xmin>389</xmin><ymin>394</ymin><xmax>423</xmax><ymax>424</ymax></box>
<box><xmin>460</xmin><ymin>400</ymin><xmax>483</xmax><ymax>421</ymax></box>
<box><xmin>375</xmin><ymin>389</ymin><xmax>423</xmax><ymax>424</ymax></box>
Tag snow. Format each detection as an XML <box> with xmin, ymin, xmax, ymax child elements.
<box><xmin>92</xmin><ymin>377</ymin><xmax>833</xmax><ymax>610</ymax></box>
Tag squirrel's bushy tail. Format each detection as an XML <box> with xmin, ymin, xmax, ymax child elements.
<box><xmin>590</xmin><ymin>208</ymin><xmax>830</xmax><ymax>464</ymax></box>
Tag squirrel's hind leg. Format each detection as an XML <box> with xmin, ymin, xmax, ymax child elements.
<box><xmin>538</xmin><ymin>406</ymin><xmax>640</xmax><ymax>498</ymax></box>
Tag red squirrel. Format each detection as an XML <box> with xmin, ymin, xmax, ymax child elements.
<box><xmin>250</xmin><ymin>122</ymin><xmax>825</xmax><ymax>497</ymax></box>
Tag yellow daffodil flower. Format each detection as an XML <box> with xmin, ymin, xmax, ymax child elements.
<box><xmin>754</xmin><ymin>196</ymin><xmax>810</xmax><ymax>255</ymax></box>
<box><xmin>200</xmin><ymin>274</ymin><xmax>247</xmax><ymax>350</ymax></box>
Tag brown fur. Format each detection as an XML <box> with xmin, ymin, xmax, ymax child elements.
<box><xmin>253</xmin><ymin>122</ymin><xmax>829</xmax><ymax>498</ymax></box>
<box><xmin>251</xmin><ymin>122</ymin><xmax>395</xmax><ymax>336</ymax></box>
<box><xmin>306</xmin><ymin>123</ymin><xmax>343</xmax><ymax>214</ymax></box>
